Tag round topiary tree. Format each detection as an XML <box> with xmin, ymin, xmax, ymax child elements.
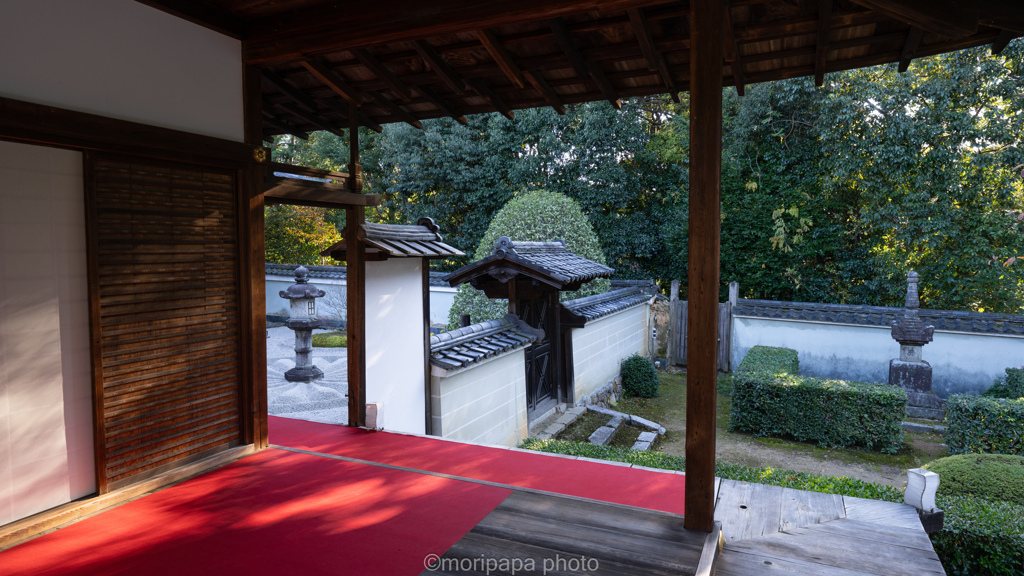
<box><xmin>923</xmin><ymin>453</ymin><xmax>1024</xmax><ymax>506</ymax></box>
<box><xmin>447</xmin><ymin>190</ymin><xmax>610</xmax><ymax>328</ymax></box>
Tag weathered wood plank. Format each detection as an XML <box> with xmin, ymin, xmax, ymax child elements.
<box><xmin>843</xmin><ymin>496</ymin><xmax>923</xmax><ymax>530</ymax></box>
<box><xmin>715</xmin><ymin>479</ymin><xmax>783</xmax><ymax>542</ymax></box>
<box><xmin>726</xmin><ymin>523</ymin><xmax>946</xmax><ymax>576</ymax></box>
<box><xmin>808</xmin><ymin>517</ymin><xmax>935</xmax><ymax>552</ymax></box>
<box><xmin>718</xmin><ymin>547</ymin><xmax>877</xmax><ymax>576</ymax></box>
<box><xmin>778</xmin><ymin>487</ymin><xmax>845</xmax><ymax>532</ymax></box>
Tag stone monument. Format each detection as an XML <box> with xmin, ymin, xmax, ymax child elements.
<box><xmin>280</xmin><ymin>266</ymin><xmax>326</xmax><ymax>382</ymax></box>
<box><xmin>889</xmin><ymin>272</ymin><xmax>944</xmax><ymax>416</ymax></box>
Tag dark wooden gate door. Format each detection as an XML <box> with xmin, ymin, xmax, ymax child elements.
<box><xmin>520</xmin><ymin>297</ymin><xmax>557</xmax><ymax>418</ymax></box>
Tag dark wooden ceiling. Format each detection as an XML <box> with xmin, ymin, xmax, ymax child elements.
<box><xmin>136</xmin><ymin>0</ymin><xmax>1024</xmax><ymax>141</ymax></box>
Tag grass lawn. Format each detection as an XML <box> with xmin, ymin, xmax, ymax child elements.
<box><xmin>311</xmin><ymin>331</ymin><xmax>347</xmax><ymax>347</ymax></box>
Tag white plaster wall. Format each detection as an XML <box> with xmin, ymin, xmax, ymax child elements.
<box><xmin>430</xmin><ymin>350</ymin><xmax>529</xmax><ymax>447</ymax></box>
<box><xmin>366</xmin><ymin>259</ymin><xmax>425</xmax><ymax>435</ymax></box>
<box><xmin>570</xmin><ymin>305</ymin><xmax>649</xmax><ymax>402</ymax></box>
<box><xmin>0</xmin><ymin>141</ymin><xmax>94</xmax><ymax>526</ymax></box>
<box><xmin>731</xmin><ymin>316</ymin><xmax>1024</xmax><ymax>397</ymax></box>
<box><xmin>430</xmin><ymin>287</ymin><xmax>457</xmax><ymax>327</ymax></box>
<box><xmin>0</xmin><ymin>0</ymin><xmax>243</xmax><ymax>142</ymax></box>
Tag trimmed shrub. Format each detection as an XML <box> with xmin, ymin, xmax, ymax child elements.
<box><xmin>930</xmin><ymin>494</ymin><xmax>1024</xmax><ymax>576</ymax></box>
<box><xmin>923</xmin><ymin>453</ymin><xmax>1024</xmax><ymax>506</ymax></box>
<box><xmin>945</xmin><ymin>394</ymin><xmax>1024</xmax><ymax>456</ymax></box>
<box><xmin>447</xmin><ymin>191</ymin><xmax>610</xmax><ymax>328</ymax></box>
<box><xmin>621</xmin><ymin>354</ymin><xmax>659</xmax><ymax>398</ymax></box>
<box><xmin>311</xmin><ymin>331</ymin><xmax>347</xmax><ymax>347</ymax></box>
<box><xmin>736</xmin><ymin>345</ymin><xmax>800</xmax><ymax>376</ymax></box>
<box><xmin>731</xmin><ymin>347</ymin><xmax>906</xmax><ymax>453</ymax></box>
<box><xmin>983</xmin><ymin>367</ymin><xmax>1024</xmax><ymax>399</ymax></box>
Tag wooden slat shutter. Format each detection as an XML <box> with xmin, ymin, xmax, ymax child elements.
<box><xmin>88</xmin><ymin>155</ymin><xmax>242</xmax><ymax>489</ymax></box>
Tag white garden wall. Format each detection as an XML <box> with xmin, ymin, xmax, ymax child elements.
<box><xmin>0</xmin><ymin>141</ymin><xmax>94</xmax><ymax>525</ymax></box>
<box><xmin>571</xmin><ymin>304</ymin><xmax>650</xmax><ymax>402</ymax></box>
<box><xmin>430</xmin><ymin>350</ymin><xmax>529</xmax><ymax>447</ymax></box>
<box><xmin>366</xmin><ymin>258</ymin><xmax>425</xmax><ymax>435</ymax></box>
<box><xmin>0</xmin><ymin>0</ymin><xmax>243</xmax><ymax>142</ymax></box>
<box><xmin>731</xmin><ymin>315</ymin><xmax>1024</xmax><ymax>397</ymax></box>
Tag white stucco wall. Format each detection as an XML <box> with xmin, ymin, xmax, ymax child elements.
<box><xmin>0</xmin><ymin>0</ymin><xmax>243</xmax><ymax>142</ymax></box>
<box><xmin>0</xmin><ymin>141</ymin><xmax>95</xmax><ymax>526</ymax></box>
<box><xmin>366</xmin><ymin>259</ymin><xmax>425</xmax><ymax>435</ymax></box>
<box><xmin>731</xmin><ymin>315</ymin><xmax>1024</xmax><ymax>397</ymax></box>
<box><xmin>430</xmin><ymin>350</ymin><xmax>529</xmax><ymax>447</ymax></box>
<box><xmin>430</xmin><ymin>287</ymin><xmax>457</xmax><ymax>327</ymax></box>
<box><xmin>570</xmin><ymin>304</ymin><xmax>650</xmax><ymax>402</ymax></box>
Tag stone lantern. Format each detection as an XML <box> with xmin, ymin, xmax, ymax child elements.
<box><xmin>279</xmin><ymin>266</ymin><xmax>326</xmax><ymax>382</ymax></box>
<box><xmin>889</xmin><ymin>271</ymin><xmax>935</xmax><ymax>394</ymax></box>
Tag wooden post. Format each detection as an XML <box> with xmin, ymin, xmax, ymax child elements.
<box><xmin>346</xmin><ymin>104</ymin><xmax>367</xmax><ymax>428</ymax></box>
<box><xmin>685</xmin><ymin>0</ymin><xmax>723</xmax><ymax>533</ymax></box>
<box><xmin>242</xmin><ymin>64</ymin><xmax>269</xmax><ymax>449</ymax></box>
<box><xmin>668</xmin><ymin>279</ymin><xmax>680</xmax><ymax>366</ymax></box>
<box><xmin>423</xmin><ymin>261</ymin><xmax>433</xmax><ymax>435</ymax></box>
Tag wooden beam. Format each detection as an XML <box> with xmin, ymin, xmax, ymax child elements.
<box><xmin>847</xmin><ymin>0</ymin><xmax>978</xmax><ymax>37</ymax></box>
<box><xmin>627</xmin><ymin>8</ymin><xmax>680</xmax><ymax>101</ymax></box>
<box><xmin>977</xmin><ymin>1</ymin><xmax>1024</xmax><ymax>35</ymax></box>
<box><xmin>261</xmin><ymin>69</ymin><xmax>319</xmax><ymax>112</ymax></box>
<box><xmin>134</xmin><ymin>0</ymin><xmax>246</xmax><ymax>39</ymax></box>
<box><xmin>898</xmin><ymin>27</ymin><xmax>925</xmax><ymax>72</ymax></box>
<box><xmin>300</xmin><ymin>59</ymin><xmax>364</xmax><ymax>105</ymax></box>
<box><xmin>262</xmin><ymin>177</ymin><xmax>380</xmax><ymax>207</ymax></box>
<box><xmin>815</xmin><ymin>0</ymin><xmax>833</xmax><ymax>85</ymax></box>
<box><xmin>467</xmin><ymin>78</ymin><xmax>515</xmax><ymax>120</ymax></box>
<box><xmin>352</xmin><ymin>49</ymin><xmax>414</xmax><ymax>101</ymax></box>
<box><xmin>265</xmin><ymin>99</ymin><xmax>346</xmax><ymax>139</ymax></box>
<box><xmin>548</xmin><ymin>18</ymin><xmax>622</xmax><ymax>109</ymax></box>
<box><xmin>319</xmin><ymin>98</ymin><xmax>385</xmax><ymax>133</ymax></box>
<box><xmin>476</xmin><ymin>29</ymin><xmax>527</xmax><ymax>88</ymax></box>
<box><xmin>524</xmin><ymin>70</ymin><xmax>566</xmax><ymax>115</ymax></box>
<box><xmin>244</xmin><ymin>0</ymin><xmax>674</xmax><ymax>64</ymax></box>
<box><xmin>992</xmin><ymin>28</ymin><xmax>1018</xmax><ymax>54</ymax></box>
<box><xmin>685</xmin><ymin>0</ymin><xmax>722</xmax><ymax>534</ymax></box>
<box><xmin>722</xmin><ymin>2</ymin><xmax>746</xmax><ymax>96</ymax></box>
<box><xmin>347</xmin><ymin>106</ymin><xmax>367</xmax><ymax>429</ymax></box>
<box><xmin>262</xmin><ymin>114</ymin><xmax>309</xmax><ymax>140</ymax></box>
<box><xmin>0</xmin><ymin>95</ymin><xmax>263</xmax><ymax>167</ymax></box>
<box><xmin>82</xmin><ymin>152</ymin><xmax>107</xmax><ymax>495</ymax></box>
<box><xmin>414</xmin><ymin>85</ymin><xmax>469</xmax><ymax>125</ymax></box>
<box><xmin>302</xmin><ymin>59</ymin><xmax>423</xmax><ymax>128</ymax></box>
<box><xmin>423</xmin><ymin>262</ymin><xmax>433</xmax><ymax>435</ymax></box>
<box><xmin>413</xmin><ymin>39</ymin><xmax>468</xmax><ymax>94</ymax></box>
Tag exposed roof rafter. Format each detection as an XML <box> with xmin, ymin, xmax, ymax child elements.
<box><xmin>476</xmin><ymin>29</ymin><xmax>527</xmax><ymax>88</ymax></box>
<box><xmin>627</xmin><ymin>8</ymin><xmax>680</xmax><ymax>102</ymax></box>
<box><xmin>722</xmin><ymin>2</ymin><xmax>746</xmax><ymax>96</ymax></box>
<box><xmin>548</xmin><ymin>18</ymin><xmax>622</xmax><ymax>109</ymax></box>
<box><xmin>898</xmin><ymin>27</ymin><xmax>925</xmax><ymax>72</ymax></box>
<box><xmin>814</xmin><ymin>0</ymin><xmax>833</xmax><ymax>85</ymax></box>
<box><xmin>524</xmin><ymin>70</ymin><xmax>566</xmax><ymax>115</ymax></box>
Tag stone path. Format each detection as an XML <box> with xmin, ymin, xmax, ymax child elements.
<box><xmin>267</xmin><ymin>326</ymin><xmax>348</xmax><ymax>425</ymax></box>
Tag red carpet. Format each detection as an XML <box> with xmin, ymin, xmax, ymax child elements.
<box><xmin>270</xmin><ymin>416</ymin><xmax>686</xmax><ymax>515</ymax></box>
<box><xmin>0</xmin><ymin>449</ymin><xmax>509</xmax><ymax>576</ymax></box>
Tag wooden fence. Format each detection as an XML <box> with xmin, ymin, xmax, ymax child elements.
<box><xmin>668</xmin><ymin>281</ymin><xmax>737</xmax><ymax>372</ymax></box>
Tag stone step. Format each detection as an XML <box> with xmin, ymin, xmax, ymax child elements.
<box><xmin>588</xmin><ymin>415</ymin><xmax>624</xmax><ymax>446</ymax></box>
<box><xmin>906</xmin><ymin>406</ymin><xmax>945</xmax><ymax>420</ymax></box>
<box><xmin>631</xmin><ymin>431</ymin><xmax>658</xmax><ymax>452</ymax></box>
<box><xmin>902</xmin><ymin>421</ymin><xmax>947</xmax><ymax>434</ymax></box>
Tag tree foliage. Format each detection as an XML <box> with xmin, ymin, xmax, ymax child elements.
<box><xmin>447</xmin><ymin>190</ymin><xmax>610</xmax><ymax>327</ymax></box>
<box><xmin>270</xmin><ymin>40</ymin><xmax>1024</xmax><ymax>313</ymax></box>
<box><xmin>264</xmin><ymin>205</ymin><xmax>341</xmax><ymax>266</ymax></box>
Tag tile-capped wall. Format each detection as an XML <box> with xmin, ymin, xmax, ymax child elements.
<box><xmin>431</xmin><ymin>350</ymin><xmax>528</xmax><ymax>447</ymax></box>
<box><xmin>571</xmin><ymin>305</ymin><xmax>649</xmax><ymax>402</ymax></box>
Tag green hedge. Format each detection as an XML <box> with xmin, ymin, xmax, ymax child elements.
<box><xmin>923</xmin><ymin>453</ymin><xmax>1024</xmax><ymax>506</ymax></box>
<box><xmin>984</xmin><ymin>367</ymin><xmax>1024</xmax><ymax>400</ymax></box>
<box><xmin>736</xmin><ymin>345</ymin><xmax>800</xmax><ymax>376</ymax></box>
<box><xmin>931</xmin><ymin>494</ymin><xmax>1024</xmax><ymax>576</ymax></box>
<box><xmin>621</xmin><ymin>354</ymin><xmax>659</xmax><ymax>398</ymax></box>
<box><xmin>730</xmin><ymin>347</ymin><xmax>906</xmax><ymax>453</ymax></box>
<box><xmin>945</xmin><ymin>394</ymin><xmax>1024</xmax><ymax>456</ymax></box>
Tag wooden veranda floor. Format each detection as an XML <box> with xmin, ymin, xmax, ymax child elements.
<box><xmin>0</xmin><ymin>417</ymin><xmax>944</xmax><ymax>576</ymax></box>
<box><xmin>714</xmin><ymin>479</ymin><xmax>946</xmax><ymax>576</ymax></box>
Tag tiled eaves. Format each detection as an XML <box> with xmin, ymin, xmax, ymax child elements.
<box><xmin>430</xmin><ymin>314</ymin><xmax>543</xmax><ymax>373</ymax></box>
<box><xmin>734</xmin><ymin>298</ymin><xmax>1024</xmax><ymax>336</ymax></box>
<box><xmin>563</xmin><ymin>287</ymin><xmax>652</xmax><ymax>323</ymax></box>
<box><xmin>509</xmin><ymin>242</ymin><xmax>614</xmax><ymax>285</ymax></box>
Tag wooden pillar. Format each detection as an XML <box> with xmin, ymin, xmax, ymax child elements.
<box><xmin>685</xmin><ymin>0</ymin><xmax>723</xmax><ymax>533</ymax></box>
<box><xmin>423</xmin><ymin>260</ymin><xmax>433</xmax><ymax>434</ymax></box>
<box><xmin>346</xmin><ymin>104</ymin><xmax>367</xmax><ymax>428</ymax></box>
<box><xmin>242</xmin><ymin>64</ymin><xmax>269</xmax><ymax>449</ymax></box>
